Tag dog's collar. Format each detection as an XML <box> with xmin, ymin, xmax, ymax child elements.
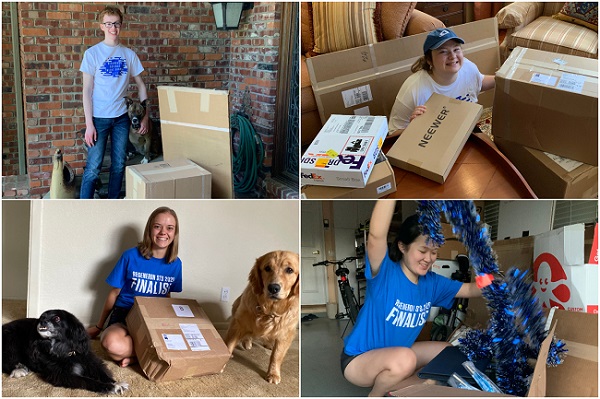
<box><xmin>255</xmin><ymin>305</ymin><xmax>281</xmax><ymax>319</ymax></box>
<box><xmin>68</xmin><ymin>351</ymin><xmax>76</xmax><ymax>357</ymax></box>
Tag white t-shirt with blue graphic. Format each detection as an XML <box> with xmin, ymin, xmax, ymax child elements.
<box><xmin>388</xmin><ymin>58</ymin><xmax>484</xmax><ymax>132</ymax></box>
<box><xmin>106</xmin><ymin>247</ymin><xmax>183</xmax><ymax>309</ymax></box>
<box><xmin>343</xmin><ymin>251</ymin><xmax>462</xmax><ymax>356</ymax></box>
<box><xmin>80</xmin><ymin>42</ymin><xmax>144</xmax><ymax>118</ymax></box>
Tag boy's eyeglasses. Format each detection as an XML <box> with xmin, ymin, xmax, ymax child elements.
<box><xmin>102</xmin><ymin>22</ymin><xmax>122</xmax><ymax>28</ymax></box>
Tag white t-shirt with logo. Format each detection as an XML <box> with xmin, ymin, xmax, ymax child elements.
<box><xmin>388</xmin><ymin>58</ymin><xmax>483</xmax><ymax>132</ymax></box>
<box><xmin>80</xmin><ymin>42</ymin><xmax>144</xmax><ymax>118</ymax></box>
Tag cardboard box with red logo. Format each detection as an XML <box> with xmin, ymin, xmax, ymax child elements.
<box><xmin>301</xmin><ymin>114</ymin><xmax>388</xmax><ymax>188</ymax></box>
<box><xmin>532</xmin><ymin>224</ymin><xmax>598</xmax><ymax>314</ymax></box>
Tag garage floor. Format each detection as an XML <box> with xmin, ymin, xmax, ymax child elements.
<box><xmin>300</xmin><ymin>313</ymin><xmax>370</xmax><ymax>397</ymax></box>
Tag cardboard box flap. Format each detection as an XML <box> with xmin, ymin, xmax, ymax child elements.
<box><xmin>307</xmin><ymin>18</ymin><xmax>500</xmax><ymax>124</ymax></box>
<box><xmin>158</xmin><ymin>86</ymin><xmax>233</xmax><ymax>199</ymax></box>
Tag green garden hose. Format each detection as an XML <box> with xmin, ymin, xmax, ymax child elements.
<box><xmin>231</xmin><ymin>113</ymin><xmax>264</xmax><ymax>194</ymax></box>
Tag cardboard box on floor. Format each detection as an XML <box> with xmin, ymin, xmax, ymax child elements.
<box><xmin>125</xmin><ymin>158</ymin><xmax>211</xmax><ymax>199</ymax></box>
<box><xmin>495</xmin><ymin>137</ymin><xmax>598</xmax><ymax>199</ymax></box>
<box><xmin>301</xmin><ymin>114</ymin><xmax>388</xmax><ymax>188</ymax></box>
<box><xmin>386</xmin><ymin>93</ymin><xmax>483</xmax><ymax>183</ymax></box>
<box><xmin>126</xmin><ymin>297</ymin><xmax>230</xmax><ymax>382</ymax></box>
<box><xmin>390</xmin><ymin>310</ymin><xmax>598</xmax><ymax>397</ymax></box>
<box><xmin>301</xmin><ymin>154</ymin><xmax>396</xmax><ymax>198</ymax></box>
<box><xmin>306</xmin><ymin>18</ymin><xmax>500</xmax><ymax>124</ymax></box>
<box><xmin>493</xmin><ymin>47</ymin><xmax>598</xmax><ymax>166</ymax></box>
<box><xmin>158</xmin><ymin>86</ymin><xmax>233</xmax><ymax>199</ymax></box>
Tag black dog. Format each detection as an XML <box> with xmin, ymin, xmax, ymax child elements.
<box><xmin>2</xmin><ymin>309</ymin><xmax>128</xmax><ymax>395</ymax></box>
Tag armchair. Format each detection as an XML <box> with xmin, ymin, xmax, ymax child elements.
<box><xmin>497</xmin><ymin>2</ymin><xmax>598</xmax><ymax>61</ymax></box>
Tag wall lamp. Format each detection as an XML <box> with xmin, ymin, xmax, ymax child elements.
<box><xmin>210</xmin><ymin>2</ymin><xmax>254</xmax><ymax>30</ymax></box>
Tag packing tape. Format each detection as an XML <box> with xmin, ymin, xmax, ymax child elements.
<box><xmin>139</xmin><ymin>163</ymin><xmax>201</xmax><ymax>176</ymax></box>
<box><xmin>563</xmin><ymin>340</ymin><xmax>598</xmax><ymax>362</ymax></box>
<box><xmin>167</xmin><ymin>88</ymin><xmax>178</xmax><ymax>114</ymax></box>
<box><xmin>200</xmin><ymin>91</ymin><xmax>210</xmax><ymax>113</ymax></box>
<box><xmin>160</xmin><ymin>119</ymin><xmax>229</xmax><ymax>133</ymax></box>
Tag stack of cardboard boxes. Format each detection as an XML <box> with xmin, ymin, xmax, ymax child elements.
<box><xmin>493</xmin><ymin>47</ymin><xmax>598</xmax><ymax>198</ymax></box>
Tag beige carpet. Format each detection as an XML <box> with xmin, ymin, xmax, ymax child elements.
<box><xmin>2</xmin><ymin>300</ymin><xmax>299</xmax><ymax>397</ymax></box>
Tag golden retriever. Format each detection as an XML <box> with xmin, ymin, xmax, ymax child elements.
<box><xmin>225</xmin><ymin>250</ymin><xmax>299</xmax><ymax>384</ymax></box>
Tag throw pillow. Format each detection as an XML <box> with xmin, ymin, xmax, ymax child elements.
<box><xmin>311</xmin><ymin>2</ymin><xmax>379</xmax><ymax>55</ymax></box>
<box><xmin>381</xmin><ymin>2</ymin><xmax>417</xmax><ymax>40</ymax></box>
<box><xmin>553</xmin><ymin>2</ymin><xmax>598</xmax><ymax>31</ymax></box>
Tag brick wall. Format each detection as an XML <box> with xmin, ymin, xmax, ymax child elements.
<box><xmin>3</xmin><ymin>2</ymin><xmax>281</xmax><ymax>198</ymax></box>
<box><xmin>2</xmin><ymin>2</ymin><xmax>19</xmax><ymax>177</ymax></box>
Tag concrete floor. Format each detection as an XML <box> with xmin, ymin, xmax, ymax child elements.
<box><xmin>300</xmin><ymin>313</ymin><xmax>370</xmax><ymax>397</ymax></box>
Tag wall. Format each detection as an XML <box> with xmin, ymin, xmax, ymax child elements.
<box><xmin>497</xmin><ymin>200</ymin><xmax>554</xmax><ymax>240</ymax></box>
<box><xmin>17</xmin><ymin>200</ymin><xmax>298</xmax><ymax>328</ymax></box>
<box><xmin>2</xmin><ymin>200</ymin><xmax>30</xmax><ymax>299</ymax></box>
<box><xmin>3</xmin><ymin>2</ymin><xmax>282</xmax><ymax>198</ymax></box>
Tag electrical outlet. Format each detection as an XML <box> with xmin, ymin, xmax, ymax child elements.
<box><xmin>221</xmin><ymin>287</ymin><xmax>230</xmax><ymax>302</ymax></box>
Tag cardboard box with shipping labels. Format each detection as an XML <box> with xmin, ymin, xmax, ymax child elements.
<box><xmin>493</xmin><ymin>47</ymin><xmax>598</xmax><ymax>166</ymax></box>
<box><xmin>386</xmin><ymin>93</ymin><xmax>483</xmax><ymax>183</ymax></box>
<box><xmin>126</xmin><ymin>297</ymin><xmax>230</xmax><ymax>382</ymax></box>
<box><xmin>306</xmin><ymin>18</ymin><xmax>500</xmax><ymax>124</ymax></box>
<box><xmin>125</xmin><ymin>158</ymin><xmax>212</xmax><ymax>199</ymax></box>
<box><xmin>301</xmin><ymin>114</ymin><xmax>388</xmax><ymax>188</ymax></box>
<box><xmin>301</xmin><ymin>153</ymin><xmax>396</xmax><ymax>198</ymax></box>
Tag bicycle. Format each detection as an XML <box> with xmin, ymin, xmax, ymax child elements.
<box><xmin>313</xmin><ymin>256</ymin><xmax>361</xmax><ymax>326</ymax></box>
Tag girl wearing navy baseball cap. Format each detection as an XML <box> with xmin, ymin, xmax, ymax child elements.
<box><xmin>388</xmin><ymin>28</ymin><xmax>495</xmax><ymax>137</ymax></box>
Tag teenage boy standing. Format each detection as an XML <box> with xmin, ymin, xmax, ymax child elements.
<box><xmin>79</xmin><ymin>6</ymin><xmax>149</xmax><ymax>199</ymax></box>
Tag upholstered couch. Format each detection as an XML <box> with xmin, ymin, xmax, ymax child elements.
<box><xmin>301</xmin><ymin>3</ymin><xmax>445</xmax><ymax>146</ymax></box>
<box><xmin>497</xmin><ymin>2</ymin><xmax>598</xmax><ymax>61</ymax></box>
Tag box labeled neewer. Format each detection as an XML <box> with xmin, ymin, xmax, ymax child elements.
<box><xmin>126</xmin><ymin>297</ymin><xmax>230</xmax><ymax>382</ymax></box>
<box><xmin>386</xmin><ymin>93</ymin><xmax>482</xmax><ymax>183</ymax></box>
<box><xmin>126</xmin><ymin>158</ymin><xmax>212</xmax><ymax>199</ymax></box>
<box><xmin>301</xmin><ymin>115</ymin><xmax>388</xmax><ymax>188</ymax></box>
<box><xmin>493</xmin><ymin>46</ymin><xmax>598</xmax><ymax>165</ymax></box>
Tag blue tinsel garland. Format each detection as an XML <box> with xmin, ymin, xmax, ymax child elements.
<box><xmin>416</xmin><ymin>200</ymin><xmax>568</xmax><ymax>396</ymax></box>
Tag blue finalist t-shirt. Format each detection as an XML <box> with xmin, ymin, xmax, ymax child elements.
<box><xmin>343</xmin><ymin>251</ymin><xmax>462</xmax><ymax>356</ymax></box>
<box><xmin>106</xmin><ymin>247</ymin><xmax>183</xmax><ymax>309</ymax></box>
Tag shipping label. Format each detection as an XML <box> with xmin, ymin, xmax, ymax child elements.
<box><xmin>342</xmin><ymin>84</ymin><xmax>373</xmax><ymax>108</ymax></box>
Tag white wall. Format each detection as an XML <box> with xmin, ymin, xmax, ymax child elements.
<box><xmin>2</xmin><ymin>201</ymin><xmax>30</xmax><ymax>299</ymax></box>
<box><xmin>497</xmin><ymin>200</ymin><xmax>554</xmax><ymax>239</ymax></box>
<box><xmin>24</xmin><ymin>200</ymin><xmax>298</xmax><ymax>328</ymax></box>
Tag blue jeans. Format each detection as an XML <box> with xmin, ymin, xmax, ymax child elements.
<box><xmin>80</xmin><ymin>113</ymin><xmax>130</xmax><ymax>199</ymax></box>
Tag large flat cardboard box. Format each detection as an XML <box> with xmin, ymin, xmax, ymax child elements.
<box><xmin>125</xmin><ymin>158</ymin><xmax>211</xmax><ymax>199</ymax></box>
<box><xmin>301</xmin><ymin>114</ymin><xmax>388</xmax><ymax>188</ymax></box>
<box><xmin>493</xmin><ymin>47</ymin><xmax>598</xmax><ymax>166</ymax></box>
<box><xmin>386</xmin><ymin>93</ymin><xmax>483</xmax><ymax>183</ymax></box>
<box><xmin>158</xmin><ymin>86</ymin><xmax>233</xmax><ymax>198</ymax></box>
<box><xmin>301</xmin><ymin>155</ymin><xmax>396</xmax><ymax>198</ymax></box>
<box><xmin>495</xmin><ymin>137</ymin><xmax>598</xmax><ymax>199</ymax></box>
<box><xmin>126</xmin><ymin>297</ymin><xmax>230</xmax><ymax>382</ymax></box>
<box><xmin>389</xmin><ymin>310</ymin><xmax>598</xmax><ymax>397</ymax></box>
<box><xmin>306</xmin><ymin>18</ymin><xmax>499</xmax><ymax>125</ymax></box>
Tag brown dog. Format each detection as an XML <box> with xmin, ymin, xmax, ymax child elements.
<box><xmin>124</xmin><ymin>97</ymin><xmax>159</xmax><ymax>164</ymax></box>
<box><xmin>225</xmin><ymin>251</ymin><xmax>299</xmax><ymax>384</ymax></box>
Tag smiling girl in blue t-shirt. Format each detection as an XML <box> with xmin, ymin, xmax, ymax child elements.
<box><xmin>87</xmin><ymin>206</ymin><xmax>183</xmax><ymax>367</ymax></box>
<box><xmin>341</xmin><ymin>200</ymin><xmax>483</xmax><ymax>396</ymax></box>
